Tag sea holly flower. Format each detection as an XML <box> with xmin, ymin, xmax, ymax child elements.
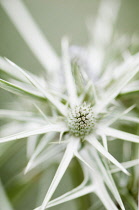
<box><xmin>67</xmin><ymin>103</ymin><xmax>96</xmax><ymax>138</ymax></box>
<box><xmin>0</xmin><ymin>0</ymin><xmax>139</xmax><ymax>210</ymax></box>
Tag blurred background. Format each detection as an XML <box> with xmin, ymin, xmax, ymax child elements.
<box><xmin>0</xmin><ymin>0</ymin><xmax>139</xmax><ymax>210</ymax></box>
<box><xmin>0</xmin><ymin>0</ymin><xmax>139</xmax><ymax>74</ymax></box>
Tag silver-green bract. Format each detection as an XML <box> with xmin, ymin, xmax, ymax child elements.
<box><xmin>0</xmin><ymin>0</ymin><xmax>139</xmax><ymax>210</ymax></box>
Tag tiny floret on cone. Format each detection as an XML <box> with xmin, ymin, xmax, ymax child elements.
<box><xmin>67</xmin><ymin>103</ymin><xmax>95</xmax><ymax>137</ymax></box>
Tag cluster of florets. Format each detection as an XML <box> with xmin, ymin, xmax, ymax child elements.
<box><xmin>67</xmin><ymin>103</ymin><xmax>95</xmax><ymax>137</ymax></box>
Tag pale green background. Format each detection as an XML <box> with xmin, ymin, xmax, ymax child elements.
<box><xmin>0</xmin><ymin>1</ymin><xmax>139</xmax><ymax>210</ymax></box>
<box><xmin>0</xmin><ymin>0</ymin><xmax>139</xmax><ymax>73</ymax></box>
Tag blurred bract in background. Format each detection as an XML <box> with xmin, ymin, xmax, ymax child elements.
<box><xmin>0</xmin><ymin>0</ymin><xmax>139</xmax><ymax>210</ymax></box>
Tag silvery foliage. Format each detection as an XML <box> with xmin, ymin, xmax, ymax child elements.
<box><xmin>0</xmin><ymin>0</ymin><xmax>139</xmax><ymax>210</ymax></box>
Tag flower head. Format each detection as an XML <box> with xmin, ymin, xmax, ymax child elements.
<box><xmin>67</xmin><ymin>103</ymin><xmax>95</xmax><ymax>137</ymax></box>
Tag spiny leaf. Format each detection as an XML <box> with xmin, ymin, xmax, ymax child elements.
<box><xmin>62</xmin><ymin>38</ymin><xmax>78</xmax><ymax>107</ymax></box>
<box><xmin>0</xmin><ymin>0</ymin><xmax>60</xmax><ymax>72</ymax></box>
<box><xmin>4</xmin><ymin>59</ymin><xmax>67</xmax><ymax>116</ymax></box>
<box><xmin>111</xmin><ymin>159</ymin><xmax>139</xmax><ymax>173</ymax></box>
<box><xmin>0</xmin><ymin>57</ymin><xmax>29</xmax><ymax>82</ymax></box>
<box><xmin>36</xmin><ymin>138</ymin><xmax>80</xmax><ymax>210</ymax></box>
<box><xmin>0</xmin><ymin>122</ymin><xmax>67</xmax><ymax>143</ymax></box>
<box><xmin>105</xmin><ymin>104</ymin><xmax>136</xmax><ymax>127</ymax></box>
<box><xmin>93</xmin><ymin>151</ymin><xmax>125</xmax><ymax>210</ymax></box>
<box><xmin>27</xmin><ymin>135</ymin><xmax>38</xmax><ymax>158</ymax></box>
<box><xmin>121</xmin><ymin>80</ymin><xmax>139</xmax><ymax>95</ymax></box>
<box><xmin>25</xmin><ymin>144</ymin><xmax>63</xmax><ymax>173</ymax></box>
<box><xmin>0</xmin><ymin>109</ymin><xmax>44</xmax><ymax>123</ymax></box>
<box><xmin>25</xmin><ymin>133</ymin><xmax>57</xmax><ymax>173</ymax></box>
<box><xmin>95</xmin><ymin>182</ymin><xmax>119</xmax><ymax>210</ymax></box>
<box><xmin>0</xmin><ymin>79</ymin><xmax>45</xmax><ymax>101</ymax></box>
<box><xmin>94</xmin><ymin>61</ymin><xmax>139</xmax><ymax>113</ymax></box>
<box><xmin>35</xmin><ymin>165</ymin><xmax>89</xmax><ymax>209</ymax></box>
<box><xmin>120</xmin><ymin>116</ymin><xmax>139</xmax><ymax>124</ymax></box>
<box><xmin>87</xmin><ymin>135</ymin><xmax>130</xmax><ymax>175</ymax></box>
<box><xmin>45</xmin><ymin>185</ymin><xmax>95</xmax><ymax>209</ymax></box>
<box><xmin>104</xmin><ymin>127</ymin><xmax>139</xmax><ymax>143</ymax></box>
<box><xmin>74</xmin><ymin>151</ymin><xmax>95</xmax><ymax>173</ymax></box>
